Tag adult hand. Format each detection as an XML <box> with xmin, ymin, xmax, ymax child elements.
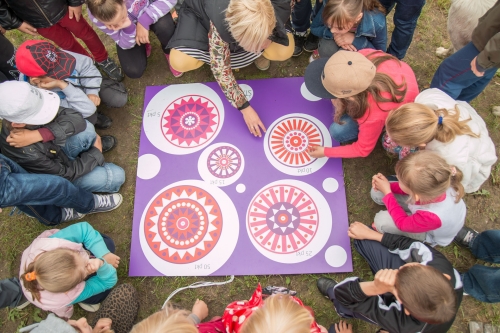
<box><xmin>373</xmin><ymin>269</ymin><xmax>398</xmax><ymax>294</ymax></box>
<box><xmin>372</xmin><ymin>173</ymin><xmax>391</xmax><ymax>195</ymax></box>
<box><xmin>334</xmin><ymin>321</ymin><xmax>352</xmax><ymax>333</ymax></box>
<box><xmin>94</xmin><ymin>134</ymin><xmax>103</xmax><ymax>152</ymax></box>
<box><xmin>192</xmin><ymin>299</ymin><xmax>209</xmax><ymax>321</ymax></box>
<box><xmin>87</xmin><ymin>94</ymin><xmax>101</xmax><ymax>106</ymax></box>
<box><xmin>17</xmin><ymin>22</ymin><xmax>37</xmax><ymax>36</ymax></box>
<box><xmin>334</xmin><ymin>32</ymin><xmax>355</xmax><ymax>47</ymax></box>
<box><xmin>68</xmin><ymin>5</ymin><xmax>82</xmax><ymax>22</ymax></box>
<box><xmin>470</xmin><ymin>56</ymin><xmax>485</xmax><ymax>77</ymax></box>
<box><xmin>103</xmin><ymin>253</ymin><xmax>121</xmax><ymax>268</ymax></box>
<box><xmin>308</xmin><ymin>146</ymin><xmax>325</xmax><ymax>158</ymax></box>
<box><xmin>135</xmin><ymin>22</ymin><xmax>150</xmax><ymax>46</ymax></box>
<box><xmin>7</xmin><ymin>129</ymin><xmax>43</xmax><ymax>147</ymax></box>
<box><xmin>241</xmin><ymin>106</ymin><xmax>266</xmax><ymax>137</ymax></box>
<box><xmin>86</xmin><ymin>258</ymin><xmax>103</xmax><ymax>275</ymax></box>
<box><xmin>347</xmin><ymin>221</ymin><xmax>382</xmax><ymax>241</ymax></box>
<box><xmin>93</xmin><ymin>318</ymin><xmax>112</xmax><ymax>333</ymax></box>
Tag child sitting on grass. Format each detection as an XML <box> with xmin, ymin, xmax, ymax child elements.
<box><xmin>371</xmin><ymin>150</ymin><xmax>466</xmax><ymax>247</ymax></box>
<box><xmin>20</xmin><ymin>222</ymin><xmax>119</xmax><ymax>318</ymax></box>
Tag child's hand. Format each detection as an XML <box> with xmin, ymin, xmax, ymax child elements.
<box><xmin>87</xmin><ymin>94</ymin><xmax>101</xmax><ymax>106</ymax></box>
<box><xmin>308</xmin><ymin>146</ymin><xmax>325</xmax><ymax>158</ymax></box>
<box><xmin>373</xmin><ymin>269</ymin><xmax>398</xmax><ymax>294</ymax></box>
<box><xmin>192</xmin><ymin>299</ymin><xmax>209</xmax><ymax>321</ymax></box>
<box><xmin>136</xmin><ymin>22</ymin><xmax>150</xmax><ymax>46</ymax></box>
<box><xmin>86</xmin><ymin>258</ymin><xmax>103</xmax><ymax>275</ymax></box>
<box><xmin>68</xmin><ymin>5</ymin><xmax>82</xmax><ymax>22</ymax></box>
<box><xmin>93</xmin><ymin>318</ymin><xmax>112</xmax><ymax>333</ymax></box>
<box><xmin>372</xmin><ymin>173</ymin><xmax>391</xmax><ymax>195</ymax></box>
<box><xmin>17</xmin><ymin>22</ymin><xmax>38</xmax><ymax>36</ymax></box>
<box><xmin>6</xmin><ymin>129</ymin><xmax>43</xmax><ymax>148</ymax></box>
<box><xmin>334</xmin><ymin>32</ymin><xmax>355</xmax><ymax>48</ymax></box>
<box><xmin>334</xmin><ymin>321</ymin><xmax>352</xmax><ymax>333</ymax></box>
<box><xmin>347</xmin><ymin>222</ymin><xmax>382</xmax><ymax>241</ymax></box>
<box><xmin>103</xmin><ymin>253</ymin><xmax>121</xmax><ymax>268</ymax></box>
<box><xmin>319</xmin><ymin>324</ymin><xmax>329</xmax><ymax>333</ymax></box>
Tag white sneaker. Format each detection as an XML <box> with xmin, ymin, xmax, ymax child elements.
<box><xmin>78</xmin><ymin>302</ymin><xmax>101</xmax><ymax>312</ymax></box>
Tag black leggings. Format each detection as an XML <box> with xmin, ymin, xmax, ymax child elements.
<box><xmin>0</xmin><ymin>34</ymin><xmax>19</xmax><ymax>82</ymax></box>
<box><xmin>116</xmin><ymin>13</ymin><xmax>175</xmax><ymax>78</ymax></box>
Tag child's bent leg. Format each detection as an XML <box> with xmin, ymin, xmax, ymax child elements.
<box><xmin>37</xmin><ymin>22</ymin><xmax>92</xmax><ymax>59</ymax></box>
<box><xmin>326</xmin><ymin>286</ymin><xmax>378</xmax><ymax>325</ymax></box>
<box><xmin>71</xmin><ymin>163</ymin><xmax>125</xmax><ymax>193</ymax></box>
<box><xmin>169</xmin><ymin>49</ymin><xmax>204</xmax><ymax>72</ymax></box>
<box><xmin>329</xmin><ymin>115</ymin><xmax>359</xmax><ymax>143</ymax></box>
<box><xmin>150</xmin><ymin>13</ymin><xmax>176</xmax><ymax>53</ymax></box>
<box><xmin>318</xmin><ymin>38</ymin><xmax>341</xmax><ymax>58</ymax></box>
<box><xmin>370</xmin><ymin>185</ymin><xmax>411</xmax><ymax>213</ymax></box>
<box><xmin>470</xmin><ymin>230</ymin><xmax>500</xmax><ymax>263</ymax></box>
<box><xmin>373</xmin><ymin>210</ymin><xmax>425</xmax><ymax>241</ymax></box>
<box><xmin>0</xmin><ymin>277</ymin><xmax>23</xmax><ymax>309</ymax></box>
<box><xmin>262</xmin><ymin>33</ymin><xmax>295</xmax><ymax>61</ymax></box>
<box><xmin>116</xmin><ymin>44</ymin><xmax>147</xmax><ymax>79</ymax></box>
<box><xmin>462</xmin><ymin>265</ymin><xmax>500</xmax><ymax>303</ymax></box>
<box><xmin>61</xmin><ymin>121</ymin><xmax>97</xmax><ymax>160</ymax></box>
<box><xmin>99</xmin><ymin>79</ymin><xmax>128</xmax><ymax>108</ymax></box>
<box><xmin>353</xmin><ymin>238</ymin><xmax>406</xmax><ymax>274</ymax></box>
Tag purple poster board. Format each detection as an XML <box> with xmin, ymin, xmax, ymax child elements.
<box><xmin>129</xmin><ymin>77</ymin><xmax>352</xmax><ymax>276</ymax></box>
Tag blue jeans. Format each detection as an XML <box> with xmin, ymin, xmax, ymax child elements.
<box><xmin>329</xmin><ymin>114</ymin><xmax>359</xmax><ymax>143</ymax></box>
<box><xmin>0</xmin><ymin>154</ymin><xmax>95</xmax><ymax>225</ymax></box>
<box><xmin>0</xmin><ymin>278</ymin><xmax>22</xmax><ymax>309</ymax></box>
<box><xmin>430</xmin><ymin>42</ymin><xmax>497</xmax><ymax>103</ymax></box>
<box><xmin>378</xmin><ymin>0</ymin><xmax>426</xmax><ymax>59</ymax></box>
<box><xmin>63</xmin><ymin>121</ymin><xmax>125</xmax><ymax>193</ymax></box>
<box><xmin>292</xmin><ymin>0</ymin><xmax>322</xmax><ymax>33</ymax></box>
<box><xmin>463</xmin><ymin>230</ymin><xmax>500</xmax><ymax>303</ymax></box>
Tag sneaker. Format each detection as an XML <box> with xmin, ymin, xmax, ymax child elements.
<box><xmin>165</xmin><ymin>54</ymin><xmax>183</xmax><ymax>78</ymax></box>
<box><xmin>101</xmin><ymin>135</ymin><xmax>117</xmax><ymax>153</ymax></box>
<box><xmin>303</xmin><ymin>33</ymin><xmax>319</xmax><ymax>52</ymax></box>
<box><xmin>317</xmin><ymin>277</ymin><xmax>338</xmax><ymax>297</ymax></box>
<box><xmin>454</xmin><ymin>226</ymin><xmax>478</xmax><ymax>248</ymax></box>
<box><xmin>15</xmin><ymin>295</ymin><xmax>30</xmax><ymax>310</ymax></box>
<box><xmin>79</xmin><ymin>302</ymin><xmax>100</xmax><ymax>312</ymax></box>
<box><xmin>309</xmin><ymin>49</ymin><xmax>320</xmax><ymax>63</ymax></box>
<box><xmin>61</xmin><ymin>208</ymin><xmax>86</xmax><ymax>223</ymax></box>
<box><xmin>95</xmin><ymin>112</ymin><xmax>112</xmax><ymax>130</ymax></box>
<box><xmin>90</xmin><ymin>194</ymin><xmax>123</xmax><ymax>214</ymax></box>
<box><xmin>96</xmin><ymin>58</ymin><xmax>124</xmax><ymax>82</ymax></box>
<box><xmin>293</xmin><ymin>32</ymin><xmax>307</xmax><ymax>57</ymax></box>
<box><xmin>145</xmin><ymin>43</ymin><xmax>152</xmax><ymax>58</ymax></box>
<box><xmin>254</xmin><ymin>55</ymin><xmax>270</xmax><ymax>71</ymax></box>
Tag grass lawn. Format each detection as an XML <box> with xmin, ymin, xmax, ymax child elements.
<box><xmin>1</xmin><ymin>0</ymin><xmax>500</xmax><ymax>332</ymax></box>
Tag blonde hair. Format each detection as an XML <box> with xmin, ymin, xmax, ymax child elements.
<box><xmin>395</xmin><ymin>151</ymin><xmax>465</xmax><ymax>203</ymax></box>
<box><xmin>130</xmin><ymin>304</ymin><xmax>197</xmax><ymax>333</ymax></box>
<box><xmin>240</xmin><ymin>294</ymin><xmax>313</xmax><ymax>333</ymax></box>
<box><xmin>225</xmin><ymin>0</ymin><xmax>276</xmax><ymax>53</ymax></box>
<box><xmin>386</xmin><ymin>103</ymin><xmax>479</xmax><ymax>146</ymax></box>
<box><xmin>21</xmin><ymin>248</ymin><xmax>84</xmax><ymax>302</ymax></box>
<box><xmin>322</xmin><ymin>0</ymin><xmax>386</xmax><ymax>31</ymax></box>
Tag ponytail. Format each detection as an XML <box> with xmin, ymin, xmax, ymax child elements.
<box><xmin>449</xmin><ymin>165</ymin><xmax>465</xmax><ymax>203</ymax></box>
<box><xmin>434</xmin><ymin>106</ymin><xmax>479</xmax><ymax>143</ymax></box>
<box><xmin>21</xmin><ymin>262</ymin><xmax>41</xmax><ymax>302</ymax></box>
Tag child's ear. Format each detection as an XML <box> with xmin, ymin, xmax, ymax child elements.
<box><xmin>443</xmin><ymin>273</ymin><xmax>451</xmax><ymax>281</ymax></box>
<box><xmin>414</xmin><ymin>193</ymin><xmax>420</xmax><ymax>202</ymax></box>
<box><xmin>404</xmin><ymin>308</ymin><xmax>411</xmax><ymax>316</ymax></box>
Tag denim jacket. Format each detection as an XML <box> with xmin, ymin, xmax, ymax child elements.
<box><xmin>310</xmin><ymin>2</ymin><xmax>387</xmax><ymax>52</ymax></box>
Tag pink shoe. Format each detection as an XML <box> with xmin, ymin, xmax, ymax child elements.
<box><xmin>165</xmin><ymin>54</ymin><xmax>183</xmax><ymax>78</ymax></box>
<box><xmin>145</xmin><ymin>43</ymin><xmax>152</xmax><ymax>58</ymax></box>
<box><xmin>309</xmin><ymin>49</ymin><xmax>320</xmax><ymax>63</ymax></box>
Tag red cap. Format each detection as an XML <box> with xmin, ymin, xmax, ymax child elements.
<box><xmin>16</xmin><ymin>40</ymin><xmax>76</xmax><ymax>80</ymax></box>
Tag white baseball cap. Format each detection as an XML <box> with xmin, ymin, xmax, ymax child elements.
<box><xmin>0</xmin><ymin>81</ymin><xmax>60</xmax><ymax>125</ymax></box>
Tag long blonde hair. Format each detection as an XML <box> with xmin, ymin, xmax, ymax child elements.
<box><xmin>395</xmin><ymin>151</ymin><xmax>465</xmax><ymax>203</ymax></box>
<box><xmin>130</xmin><ymin>304</ymin><xmax>197</xmax><ymax>333</ymax></box>
<box><xmin>225</xmin><ymin>0</ymin><xmax>276</xmax><ymax>53</ymax></box>
<box><xmin>240</xmin><ymin>294</ymin><xmax>313</xmax><ymax>333</ymax></box>
<box><xmin>21</xmin><ymin>248</ymin><xmax>84</xmax><ymax>302</ymax></box>
<box><xmin>333</xmin><ymin>52</ymin><xmax>407</xmax><ymax>123</ymax></box>
<box><xmin>386</xmin><ymin>103</ymin><xmax>479</xmax><ymax>146</ymax></box>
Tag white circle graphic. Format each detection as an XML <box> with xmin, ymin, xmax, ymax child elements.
<box><xmin>263</xmin><ymin>113</ymin><xmax>332</xmax><ymax>176</ymax></box>
<box><xmin>300</xmin><ymin>82</ymin><xmax>321</xmax><ymax>101</ymax></box>
<box><xmin>198</xmin><ymin>143</ymin><xmax>245</xmax><ymax>187</ymax></box>
<box><xmin>137</xmin><ymin>154</ymin><xmax>161</xmax><ymax>180</ymax></box>
<box><xmin>246</xmin><ymin>179</ymin><xmax>332</xmax><ymax>263</ymax></box>
<box><xmin>143</xmin><ymin>84</ymin><xmax>225</xmax><ymax>155</ymax></box>
<box><xmin>325</xmin><ymin>245</ymin><xmax>348</xmax><ymax>268</ymax></box>
<box><xmin>239</xmin><ymin>84</ymin><xmax>254</xmax><ymax>102</ymax></box>
<box><xmin>322</xmin><ymin>177</ymin><xmax>339</xmax><ymax>193</ymax></box>
<box><xmin>139</xmin><ymin>180</ymin><xmax>239</xmax><ymax>276</ymax></box>
<box><xmin>236</xmin><ymin>184</ymin><xmax>246</xmax><ymax>193</ymax></box>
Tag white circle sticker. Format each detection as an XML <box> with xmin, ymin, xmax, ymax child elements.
<box><xmin>325</xmin><ymin>245</ymin><xmax>348</xmax><ymax>268</ymax></box>
<box><xmin>137</xmin><ymin>154</ymin><xmax>161</xmax><ymax>180</ymax></box>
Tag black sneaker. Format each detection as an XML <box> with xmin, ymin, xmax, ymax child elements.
<box><xmin>293</xmin><ymin>33</ymin><xmax>307</xmax><ymax>57</ymax></box>
<box><xmin>90</xmin><ymin>194</ymin><xmax>123</xmax><ymax>214</ymax></box>
<box><xmin>61</xmin><ymin>208</ymin><xmax>86</xmax><ymax>222</ymax></box>
<box><xmin>317</xmin><ymin>277</ymin><xmax>338</xmax><ymax>297</ymax></box>
<box><xmin>303</xmin><ymin>33</ymin><xmax>319</xmax><ymax>52</ymax></box>
<box><xmin>454</xmin><ymin>226</ymin><xmax>478</xmax><ymax>248</ymax></box>
<box><xmin>95</xmin><ymin>112</ymin><xmax>113</xmax><ymax>130</ymax></box>
<box><xmin>96</xmin><ymin>58</ymin><xmax>124</xmax><ymax>82</ymax></box>
<box><xmin>15</xmin><ymin>294</ymin><xmax>30</xmax><ymax>310</ymax></box>
<box><xmin>101</xmin><ymin>135</ymin><xmax>117</xmax><ymax>153</ymax></box>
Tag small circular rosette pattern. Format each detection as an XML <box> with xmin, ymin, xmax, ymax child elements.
<box><xmin>144</xmin><ymin>84</ymin><xmax>224</xmax><ymax>155</ymax></box>
<box><xmin>246</xmin><ymin>180</ymin><xmax>332</xmax><ymax>263</ymax></box>
<box><xmin>264</xmin><ymin>114</ymin><xmax>332</xmax><ymax>176</ymax></box>
<box><xmin>198</xmin><ymin>143</ymin><xmax>245</xmax><ymax>187</ymax></box>
<box><xmin>139</xmin><ymin>180</ymin><xmax>239</xmax><ymax>275</ymax></box>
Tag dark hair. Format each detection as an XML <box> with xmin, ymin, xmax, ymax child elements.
<box><xmin>395</xmin><ymin>265</ymin><xmax>457</xmax><ymax>324</ymax></box>
<box><xmin>86</xmin><ymin>0</ymin><xmax>124</xmax><ymax>22</ymax></box>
